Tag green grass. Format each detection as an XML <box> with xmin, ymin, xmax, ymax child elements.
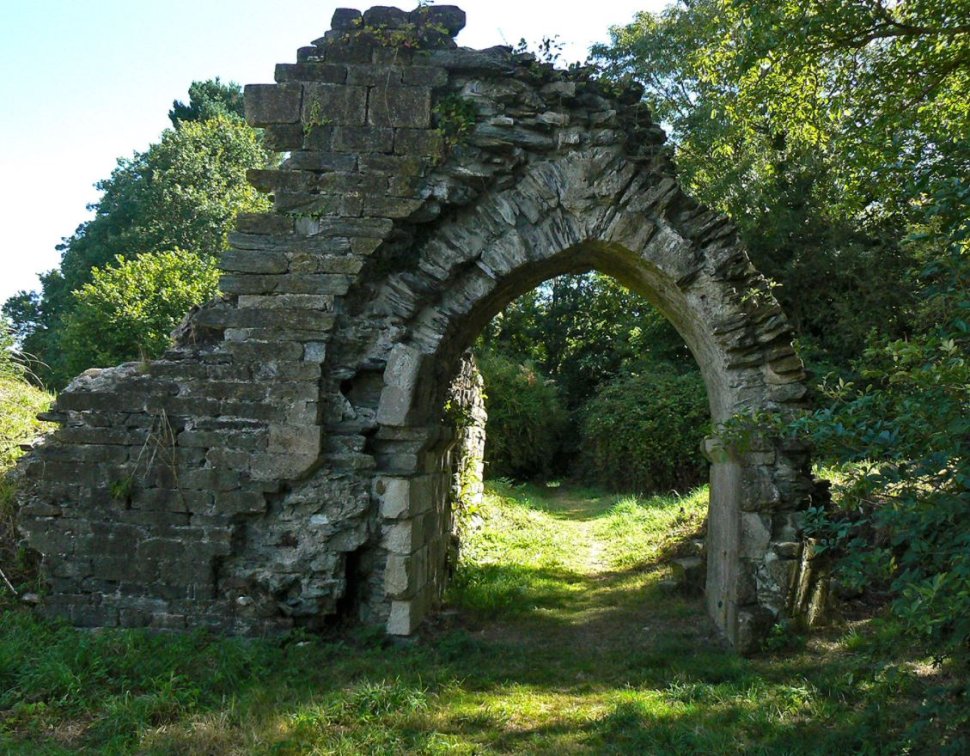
<box><xmin>0</xmin><ymin>480</ymin><xmax>965</xmax><ymax>753</ymax></box>
<box><xmin>0</xmin><ymin>370</ymin><xmax>53</xmax><ymax>592</ymax></box>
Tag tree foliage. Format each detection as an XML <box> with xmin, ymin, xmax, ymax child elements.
<box><xmin>581</xmin><ymin>367</ymin><xmax>709</xmax><ymax>494</ymax></box>
<box><xmin>481</xmin><ymin>272</ymin><xmax>693</xmax><ymax>408</ymax></box>
<box><xmin>477</xmin><ymin>351</ymin><xmax>569</xmax><ymax>481</ymax></box>
<box><xmin>593</xmin><ymin>0</ymin><xmax>968</xmax><ymax>369</ymax></box>
<box><xmin>3</xmin><ymin>83</ymin><xmax>271</xmax><ymax>387</ymax></box>
<box><xmin>60</xmin><ymin>250</ymin><xmax>221</xmax><ymax>376</ymax></box>
<box><xmin>477</xmin><ymin>272</ymin><xmax>707</xmax><ymax>487</ymax></box>
<box><xmin>168</xmin><ymin>77</ymin><xmax>246</xmax><ymax>128</ymax></box>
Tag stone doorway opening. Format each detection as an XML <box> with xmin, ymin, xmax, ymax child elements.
<box><xmin>366</xmin><ymin>223</ymin><xmax>821</xmax><ymax>652</ymax></box>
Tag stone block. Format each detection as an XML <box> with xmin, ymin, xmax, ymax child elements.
<box><xmin>263</xmin><ymin>124</ymin><xmax>305</xmax><ymax>151</ymax></box>
<box><xmin>382</xmin><ymin>514</ymin><xmax>432</xmax><ymax>555</ymax></box>
<box><xmin>284</xmin><ymin>151</ymin><xmax>358</xmax><ymax>172</ymax></box>
<box><xmin>764</xmin><ymin>552</ymin><xmax>798</xmax><ymax>594</ymax></box>
<box><xmin>367</xmin><ymin>85</ymin><xmax>431</xmax><ymax>128</ymax></box>
<box><xmin>409</xmin><ymin>5</ymin><xmax>466</xmax><ymax>34</ymax></box>
<box><xmin>268</xmin><ymin>424</ymin><xmax>321</xmax><ymax>456</ymax></box>
<box><xmin>250</xmin><ymin>452</ymin><xmax>318</xmax><ymax>481</ymax></box>
<box><xmin>235</xmin><ymin>213</ymin><xmax>295</xmax><ymax>235</ymax></box>
<box><xmin>734</xmin><ymin>606</ymin><xmax>775</xmax><ymax>654</ymax></box>
<box><xmin>359</xmin><ymin>153</ymin><xmax>427</xmax><ymax>178</ymax></box>
<box><xmin>275</xmin><ymin>62</ymin><xmax>348</xmax><ymax>84</ymax></box>
<box><xmin>393</xmin><ymin>127</ymin><xmax>444</xmax><ymax>156</ymax></box>
<box><xmin>303</xmin><ymin>83</ymin><xmax>368</xmax><ymax>127</ymax></box>
<box><xmin>377</xmin><ymin>344</ymin><xmax>424</xmax><ymax>426</ymax></box>
<box><xmin>317</xmin><ymin>172</ymin><xmax>387</xmax><ymax>195</ymax></box>
<box><xmin>364</xmin><ymin>196</ymin><xmax>425</xmax><ymax>219</ymax></box>
<box><xmin>285</xmin><ymin>193</ymin><xmax>363</xmax><ymax>217</ymax></box>
<box><xmin>288</xmin><ymin>253</ymin><xmax>364</xmax><ymax>275</ymax></box>
<box><xmin>245</xmin><ymin>168</ymin><xmax>313</xmax><ymax>193</ymax></box>
<box><xmin>293</xmin><ymin>215</ymin><xmax>393</xmax><ymax>238</ymax></box>
<box><xmin>151</xmin><ymin>613</ymin><xmax>187</xmax><ymax>630</ymax></box>
<box><xmin>375</xmin><ymin>475</ymin><xmax>434</xmax><ymax>519</ymax></box>
<box><xmin>221</xmin><ymin>250</ymin><xmax>289</xmax><ymax>274</ymax></box>
<box><xmin>670</xmin><ymin>557</ymin><xmax>705</xmax><ymax>595</ymax></box>
<box><xmin>302</xmin><ymin>125</ymin><xmax>334</xmax><ymax>151</ymax></box>
<box><xmin>212</xmin><ymin>490</ymin><xmax>267</xmax><ymax>516</ymax></box>
<box><xmin>220</xmin><ymin>273</ymin><xmax>353</xmax><ymax>296</ymax></box>
<box><xmin>363</xmin><ymin>6</ymin><xmax>408</xmax><ymax>28</ymax></box>
<box><xmin>297</xmin><ymin>45</ymin><xmax>321</xmax><ymax>62</ymax></box>
<box><xmin>386</xmin><ymin>598</ymin><xmax>424</xmax><ymax>635</ymax></box>
<box><xmin>237</xmin><ymin>294</ymin><xmax>334</xmax><ymax>311</ymax></box>
<box><xmin>320</xmin><ymin>42</ymin><xmax>374</xmax><ymax>65</ymax></box>
<box><xmin>331</xmin><ymin>7</ymin><xmax>362</xmax><ymax>30</ymax></box>
<box><xmin>740</xmin><ymin>513</ymin><xmax>772</xmax><ymax>558</ymax></box>
<box><xmin>384</xmin><ymin>547</ymin><xmax>428</xmax><ymax>598</ymax></box>
<box><xmin>346</xmin><ymin>65</ymin><xmax>404</xmax><ymax>86</ymax></box>
<box><xmin>403</xmin><ymin>66</ymin><xmax>448</xmax><ymax>87</ymax></box>
<box><xmin>332</xmin><ymin>125</ymin><xmax>394</xmax><ymax>153</ymax></box>
<box><xmin>244</xmin><ymin>84</ymin><xmax>302</xmax><ymax>126</ymax></box>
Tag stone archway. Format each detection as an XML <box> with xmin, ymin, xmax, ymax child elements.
<box><xmin>17</xmin><ymin>5</ymin><xmax>826</xmax><ymax>652</ymax></box>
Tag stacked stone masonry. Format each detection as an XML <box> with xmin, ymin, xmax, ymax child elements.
<box><xmin>17</xmin><ymin>5</ymin><xmax>827</xmax><ymax>652</ymax></box>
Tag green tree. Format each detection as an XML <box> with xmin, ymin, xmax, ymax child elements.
<box><xmin>168</xmin><ymin>77</ymin><xmax>246</xmax><ymax>127</ymax></box>
<box><xmin>3</xmin><ymin>83</ymin><xmax>271</xmax><ymax>386</ymax></box>
<box><xmin>59</xmin><ymin>250</ymin><xmax>221</xmax><ymax>376</ymax></box>
<box><xmin>591</xmin><ymin>0</ymin><xmax>970</xmax><ymax>369</ymax></box>
<box><xmin>479</xmin><ymin>273</ymin><xmax>704</xmax><ymax>481</ymax></box>
<box><xmin>477</xmin><ymin>351</ymin><xmax>569</xmax><ymax>480</ymax></box>
<box><xmin>482</xmin><ymin>272</ymin><xmax>693</xmax><ymax>408</ymax></box>
<box><xmin>581</xmin><ymin>367</ymin><xmax>709</xmax><ymax>494</ymax></box>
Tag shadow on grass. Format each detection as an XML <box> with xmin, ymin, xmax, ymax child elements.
<box><xmin>0</xmin><ymin>601</ymin><xmax>954</xmax><ymax>753</ymax></box>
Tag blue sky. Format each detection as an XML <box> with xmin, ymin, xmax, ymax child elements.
<box><xmin>0</xmin><ymin>1</ymin><xmax>665</xmax><ymax>306</ymax></box>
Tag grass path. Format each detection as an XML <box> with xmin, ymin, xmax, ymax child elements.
<box><xmin>450</xmin><ymin>482</ymin><xmax>714</xmax><ymax>661</ymax></box>
<box><xmin>0</xmin><ymin>481</ymin><xmax>959</xmax><ymax>753</ymax></box>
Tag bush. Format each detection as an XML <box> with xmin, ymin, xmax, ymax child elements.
<box><xmin>477</xmin><ymin>351</ymin><xmax>569</xmax><ymax>480</ymax></box>
<box><xmin>60</xmin><ymin>249</ymin><xmax>220</xmax><ymax>375</ymax></box>
<box><xmin>580</xmin><ymin>366</ymin><xmax>709</xmax><ymax>494</ymax></box>
<box><xmin>1</xmin><ymin>319</ymin><xmax>53</xmax><ymax>591</ymax></box>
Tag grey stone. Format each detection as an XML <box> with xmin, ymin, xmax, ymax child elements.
<box><xmin>367</xmin><ymin>85</ymin><xmax>432</xmax><ymax>128</ymax></box>
<box><xmin>331</xmin><ymin>8</ymin><xmax>362</xmax><ymax>30</ymax></box>
<box><xmin>303</xmin><ymin>83</ymin><xmax>368</xmax><ymax>127</ymax></box>
<box><xmin>244</xmin><ymin>84</ymin><xmax>302</xmax><ymax>126</ymax></box>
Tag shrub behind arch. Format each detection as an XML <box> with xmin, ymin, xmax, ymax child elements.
<box><xmin>580</xmin><ymin>367</ymin><xmax>709</xmax><ymax>494</ymax></box>
<box><xmin>478</xmin><ymin>351</ymin><xmax>569</xmax><ymax>481</ymax></box>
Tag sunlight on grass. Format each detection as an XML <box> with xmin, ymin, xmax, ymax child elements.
<box><xmin>0</xmin><ymin>480</ymin><xmax>959</xmax><ymax>753</ymax></box>
<box><xmin>448</xmin><ymin>481</ymin><xmax>708</xmax><ymax>621</ymax></box>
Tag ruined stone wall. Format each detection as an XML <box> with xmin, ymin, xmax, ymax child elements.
<box><xmin>17</xmin><ymin>5</ymin><xmax>825</xmax><ymax>651</ymax></box>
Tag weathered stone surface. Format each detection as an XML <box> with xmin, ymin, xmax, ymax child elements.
<box><xmin>671</xmin><ymin>557</ymin><xmax>705</xmax><ymax>595</ymax></box>
<box><xmin>411</xmin><ymin>5</ymin><xmax>466</xmax><ymax>35</ymax></box>
<box><xmin>303</xmin><ymin>83</ymin><xmax>368</xmax><ymax>127</ymax></box>
<box><xmin>244</xmin><ymin>84</ymin><xmax>302</xmax><ymax>126</ymax></box>
<box><xmin>367</xmin><ymin>85</ymin><xmax>432</xmax><ymax>128</ymax></box>
<box><xmin>331</xmin><ymin>7</ymin><xmax>362</xmax><ymax>30</ymax></box>
<box><xmin>16</xmin><ymin>5</ymin><xmax>821</xmax><ymax>653</ymax></box>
